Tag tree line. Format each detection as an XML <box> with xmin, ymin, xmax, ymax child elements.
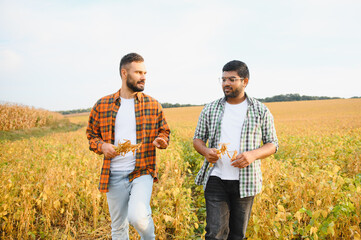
<box><xmin>257</xmin><ymin>93</ymin><xmax>344</xmax><ymax>102</ymax></box>
<box><xmin>58</xmin><ymin>94</ymin><xmax>360</xmax><ymax>115</ymax></box>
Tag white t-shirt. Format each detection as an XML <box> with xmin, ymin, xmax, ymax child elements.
<box><xmin>211</xmin><ymin>100</ymin><xmax>248</xmax><ymax>180</ymax></box>
<box><xmin>111</xmin><ymin>98</ymin><xmax>137</xmax><ymax>171</ymax></box>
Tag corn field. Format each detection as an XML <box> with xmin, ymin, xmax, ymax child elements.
<box><xmin>0</xmin><ymin>104</ymin><xmax>63</xmax><ymax>131</ymax></box>
<box><xmin>0</xmin><ymin>99</ymin><xmax>360</xmax><ymax>239</ymax></box>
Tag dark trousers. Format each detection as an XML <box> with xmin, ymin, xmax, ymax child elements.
<box><xmin>204</xmin><ymin>176</ymin><xmax>254</xmax><ymax>240</ymax></box>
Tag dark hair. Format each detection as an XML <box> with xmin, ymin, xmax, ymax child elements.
<box><xmin>119</xmin><ymin>53</ymin><xmax>144</xmax><ymax>71</ymax></box>
<box><xmin>222</xmin><ymin>60</ymin><xmax>250</xmax><ymax>79</ymax></box>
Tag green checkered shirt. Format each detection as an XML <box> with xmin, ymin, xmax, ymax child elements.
<box><xmin>193</xmin><ymin>94</ymin><xmax>278</xmax><ymax>198</ymax></box>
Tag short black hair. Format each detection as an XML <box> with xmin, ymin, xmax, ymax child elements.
<box><xmin>119</xmin><ymin>53</ymin><xmax>144</xmax><ymax>71</ymax></box>
<box><xmin>222</xmin><ymin>60</ymin><xmax>249</xmax><ymax>79</ymax></box>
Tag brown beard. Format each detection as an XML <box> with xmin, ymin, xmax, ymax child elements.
<box><xmin>223</xmin><ymin>86</ymin><xmax>241</xmax><ymax>98</ymax></box>
<box><xmin>126</xmin><ymin>76</ymin><xmax>144</xmax><ymax>92</ymax></box>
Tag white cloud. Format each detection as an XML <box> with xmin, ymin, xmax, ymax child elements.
<box><xmin>0</xmin><ymin>0</ymin><xmax>360</xmax><ymax>110</ymax></box>
<box><xmin>0</xmin><ymin>49</ymin><xmax>23</xmax><ymax>72</ymax></box>
<box><xmin>248</xmin><ymin>64</ymin><xmax>361</xmax><ymax>99</ymax></box>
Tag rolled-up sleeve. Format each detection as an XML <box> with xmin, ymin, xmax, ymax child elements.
<box><xmin>261</xmin><ymin>107</ymin><xmax>279</xmax><ymax>152</ymax></box>
<box><xmin>193</xmin><ymin>106</ymin><xmax>209</xmax><ymax>143</ymax></box>
<box><xmin>157</xmin><ymin>103</ymin><xmax>170</xmax><ymax>143</ymax></box>
<box><xmin>86</xmin><ymin>103</ymin><xmax>104</xmax><ymax>154</ymax></box>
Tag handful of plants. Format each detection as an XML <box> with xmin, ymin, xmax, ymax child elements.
<box><xmin>113</xmin><ymin>140</ymin><xmax>142</xmax><ymax>156</ymax></box>
<box><xmin>216</xmin><ymin>143</ymin><xmax>238</xmax><ymax>160</ymax></box>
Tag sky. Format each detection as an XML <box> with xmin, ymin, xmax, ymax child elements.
<box><xmin>1</xmin><ymin>0</ymin><xmax>360</xmax><ymax>111</ymax></box>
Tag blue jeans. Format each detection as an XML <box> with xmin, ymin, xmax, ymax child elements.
<box><xmin>204</xmin><ymin>176</ymin><xmax>254</xmax><ymax>240</ymax></box>
<box><xmin>106</xmin><ymin>171</ymin><xmax>155</xmax><ymax>240</ymax></box>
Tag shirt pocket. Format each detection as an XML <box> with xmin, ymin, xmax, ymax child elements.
<box><xmin>143</xmin><ymin>114</ymin><xmax>158</xmax><ymax>138</ymax></box>
<box><xmin>99</xmin><ymin>118</ymin><xmax>112</xmax><ymax>142</ymax></box>
<box><xmin>244</xmin><ymin>116</ymin><xmax>262</xmax><ymax>138</ymax></box>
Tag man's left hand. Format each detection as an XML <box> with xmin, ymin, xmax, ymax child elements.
<box><xmin>153</xmin><ymin>137</ymin><xmax>168</xmax><ymax>149</ymax></box>
<box><xmin>231</xmin><ymin>151</ymin><xmax>256</xmax><ymax>168</ymax></box>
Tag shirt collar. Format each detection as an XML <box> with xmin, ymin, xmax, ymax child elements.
<box><xmin>135</xmin><ymin>92</ymin><xmax>143</xmax><ymax>101</ymax></box>
<box><xmin>220</xmin><ymin>92</ymin><xmax>253</xmax><ymax>106</ymax></box>
<box><xmin>245</xmin><ymin>93</ymin><xmax>255</xmax><ymax>106</ymax></box>
<box><xmin>114</xmin><ymin>89</ymin><xmax>143</xmax><ymax>102</ymax></box>
<box><xmin>114</xmin><ymin>89</ymin><xmax>121</xmax><ymax>100</ymax></box>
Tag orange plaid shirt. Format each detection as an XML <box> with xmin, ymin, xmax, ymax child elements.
<box><xmin>86</xmin><ymin>89</ymin><xmax>170</xmax><ymax>193</ymax></box>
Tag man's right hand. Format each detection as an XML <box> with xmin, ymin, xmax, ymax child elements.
<box><xmin>101</xmin><ymin>143</ymin><xmax>118</xmax><ymax>159</ymax></box>
<box><xmin>204</xmin><ymin>148</ymin><xmax>219</xmax><ymax>164</ymax></box>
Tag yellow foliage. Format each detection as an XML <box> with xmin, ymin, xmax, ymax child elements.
<box><xmin>1</xmin><ymin>99</ymin><xmax>360</xmax><ymax>239</ymax></box>
<box><xmin>0</xmin><ymin>103</ymin><xmax>63</xmax><ymax>131</ymax></box>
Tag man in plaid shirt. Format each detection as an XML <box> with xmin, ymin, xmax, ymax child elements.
<box><xmin>193</xmin><ymin>60</ymin><xmax>278</xmax><ymax>240</ymax></box>
<box><xmin>87</xmin><ymin>53</ymin><xmax>170</xmax><ymax>240</ymax></box>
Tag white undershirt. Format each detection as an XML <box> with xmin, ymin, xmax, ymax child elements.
<box><xmin>111</xmin><ymin>98</ymin><xmax>137</xmax><ymax>171</ymax></box>
<box><xmin>211</xmin><ymin>100</ymin><xmax>248</xmax><ymax>180</ymax></box>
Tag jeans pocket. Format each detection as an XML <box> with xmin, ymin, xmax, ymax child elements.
<box><xmin>205</xmin><ymin>176</ymin><xmax>227</xmax><ymax>201</ymax></box>
<box><xmin>109</xmin><ymin>171</ymin><xmax>130</xmax><ymax>187</ymax></box>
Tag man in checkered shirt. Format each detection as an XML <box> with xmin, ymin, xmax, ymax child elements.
<box><xmin>193</xmin><ymin>60</ymin><xmax>278</xmax><ymax>240</ymax></box>
<box><xmin>87</xmin><ymin>53</ymin><xmax>170</xmax><ymax>240</ymax></box>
